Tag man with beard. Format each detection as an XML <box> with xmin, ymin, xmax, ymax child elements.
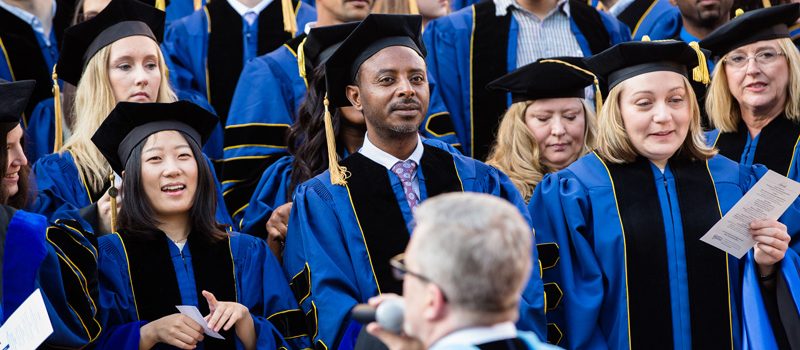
<box><xmin>282</xmin><ymin>14</ymin><xmax>546</xmax><ymax>350</ymax></box>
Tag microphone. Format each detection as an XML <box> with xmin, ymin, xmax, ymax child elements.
<box><xmin>350</xmin><ymin>298</ymin><xmax>405</xmax><ymax>334</ymax></box>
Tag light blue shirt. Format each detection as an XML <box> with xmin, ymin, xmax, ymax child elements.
<box><xmin>0</xmin><ymin>0</ymin><xmax>58</xmax><ymax>70</ymax></box>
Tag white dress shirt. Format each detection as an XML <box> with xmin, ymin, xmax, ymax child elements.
<box><xmin>358</xmin><ymin>132</ymin><xmax>424</xmax><ymax>199</ymax></box>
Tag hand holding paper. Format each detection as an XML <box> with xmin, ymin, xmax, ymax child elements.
<box><xmin>0</xmin><ymin>289</ymin><xmax>53</xmax><ymax>350</ymax></box>
<box><xmin>701</xmin><ymin>170</ymin><xmax>800</xmax><ymax>259</ymax></box>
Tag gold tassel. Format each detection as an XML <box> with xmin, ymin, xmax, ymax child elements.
<box><xmin>194</xmin><ymin>0</ymin><xmax>202</xmax><ymax>10</ymax></box>
<box><xmin>593</xmin><ymin>78</ymin><xmax>603</xmax><ymax>116</ymax></box>
<box><xmin>408</xmin><ymin>0</ymin><xmax>419</xmax><ymax>14</ymax></box>
<box><xmin>761</xmin><ymin>0</ymin><xmax>770</xmax><ymax>8</ymax></box>
<box><xmin>539</xmin><ymin>59</ymin><xmax>602</xmax><ymax>116</ymax></box>
<box><xmin>51</xmin><ymin>65</ymin><xmax>63</xmax><ymax>153</ymax></box>
<box><xmin>281</xmin><ymin>0</ymin><xmax>298</xmax><ymax>37</ymax></box>
<box><xmin>323</xmin><ymin>94</ymin><xmax>349</xmax><ymax>185</ymax></box>
<box><xmin>688</xmin><ymin>41</ymin><xmax>710</xmax><ymax>85</ymax></box>
<box><xmin>296</xmin><ymin>37</ymin><xmax>308</xmax><ymax>88</ymax></box>
<box><xmin>155</xmin><ymin>0</ymin><xmax>166</xmax><ymax>11</ymax></box>
<box><xmin>108</xmin><ymin>173</ymin><xmax>118</xmax><ymax>233</ymax></box>
<box><xmin>735</xmin><ymin>8</ymin><xmax>744</xmax><ymax>17</ymax></box>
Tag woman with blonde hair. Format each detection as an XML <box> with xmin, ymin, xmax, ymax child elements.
<box><xmin>703</xmin><ymin>4</ymin><xmax>800</xmax><ymax>182</ymax></box>
<box><xmin>485</xmin><ymin>57</ymin><xmax>597</xmax><ymax>202</ymax></box>
<box><xmin>30</xmin><ymin>0</ymin><xmax>230</xmax><ymax>232</ymax></box>
<box><xmin>529</xmin><ymin>40</ymin><xmax>800</xmax><ymax>348</ymax></box>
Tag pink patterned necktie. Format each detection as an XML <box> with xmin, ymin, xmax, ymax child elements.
<box><xmin>391</xmin><ymin>160</ymin><xmax>419</xmax><ymax>211</ymax></box>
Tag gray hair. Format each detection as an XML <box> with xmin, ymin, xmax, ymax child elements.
<box><xmin>411</xmin><ymin>193</ymin><xmax>533</xmax><ymax>316</ymax></box>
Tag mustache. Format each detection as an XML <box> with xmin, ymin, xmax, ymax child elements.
<box><xmin>389</xmin><ymin>98</ymin><xmax>422</xmax><ymax>111</ymax></box>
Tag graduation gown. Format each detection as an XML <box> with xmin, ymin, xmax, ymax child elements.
<box><xmin>237</xmin><ymin>138</ymin><xmax>461</xmax><ymax>238</ymax></box>
<box><xmin>25</xmin><ymin>97</ymin><xmax>57</xmax><ymax>165</ymax></box>
<box><xmin>165</xmin><ymin>0</ymin><xmax>206</xmax><ymax>23</ymax></box>
<box><xmin>529</xmin><ymin>151</ymin><xmax>800</xmax><ymax>349</ymax></box>
<box><xmin>30</xmin><ymin>151</ymin><xmax>233</xmax><ymax>229</ymax></box>
<box><xmin>283</xmin><ymin>140</ymin><xmax>546</xmax><ymax>349</ymax></box>
<box><xmin>222</xmin><ymin>37</ymin><xmax>460</xmax><ymax>221</ymax></box>
<box><xmin>44</xmin><ymin>222</ymin><xmax>310</xmax><ymax>349</ymax></box>
<box><xmin>707</xmin><ymin>115</ymin><xmax>800</xmax><ymax>253</ymax></box>
<box><xmin>0</xmin><ymin>0</ymin><xmax>73</xmax><ymax>118</ymax></box>
<box><xmin>422</xmin><ymin>0</ymin><xmax>630</xmax><ymax>160</ymax></box>
<box><xmin>613</xmin><ymin>0</ymin><xmax>680</xmax><ymax>40</ymax></box>
<box><xmin>161</xmin><ymin>0</ymin><xmax>315</xmax><ymax>161</ymax></box>
<box><xmin>0</xmin><ymin>211</ymin><xmax>103</xmax><ymax>348</ymax></box>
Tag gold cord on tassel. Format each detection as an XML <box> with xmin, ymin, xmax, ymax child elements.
<box><xmin>194</xmin><ymin>0</ymin><xmax>202</xmax><ymax>10</ymax></box>
<box><xmin>761</xmin><ymin>0</ymin><xmax>770</xmax><ymax>8</ymax></box>
<box><xmin>108</xmin><ymin>173</ymin><xmax>118</xmax><ymax>233</ymax></box>
<box><xmin>155</xmin><ymin>0</ymin><xmax>166</xmax><ymax>11</ymax></box>
<box><xmin>408</xmin><ymin>0</ymin><xmax>420</xmax><ymax>14</ymax></box>
<box><xmin>296</xmin><ymin>37</ymin><xmax>308</xmax><ymax>88</ymax></box>
<box><xmin>735</xmin><ymin>8</ymin><xmax>744</xmax><ymax>17</ymax></box>
<box><xmin>323</xmin><ymin>94</ymin><xmax>349</xmax><ymax>185</ymax></box>
<box><xmin>688</xmin><ymin>41</ymin><xmax>710</xmax><ymax>85</ymax></box>
<box><xmin>51</xmin><ymin>65</ymin><xmax>63</xmax><ymax>153</ymax></box>
<box><xmin>281</xmin><ymin>0</ymin><xmax>298</xmax><ymax>37</ymax></box>
<box><xmin>539</xmin><ymin>59</ymin><xmax>603</xmax><ymax>116</ymax></box>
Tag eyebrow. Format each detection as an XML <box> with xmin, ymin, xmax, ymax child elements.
<box><xmin>143</xmin><ymin>144</ymin><xmax>190</xmax><ymax>153</ymax></box>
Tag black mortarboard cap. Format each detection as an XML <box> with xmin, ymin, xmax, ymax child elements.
<box><xmin>586</xmin><ymin>40</ymin><xmax>704</xmax><ymax>92</ymax></box>
<box><xmin>298</xmin><ymin>22</ymin><xmax>360</xmax><ymax>86</ymax></box>
<box><xmin>0</xmin><ymin>79</ymin><xmax>36</xmax><ymax>124</ymax></box>
<box><xmin>701</xmin><ymin>4</ymin><xmax>800</xmax><ymax>59</ymax></box>
<box><xmin>57</xmin><ymin>0</ymin><xmax>165</xmax><ymax>86</ymax></box>
<box><xmin>487</xmin><ymin>57</ymin><xmax>596</xmax><ymax>103</ymax></box>
<box><xmin>91</xmin><ymin>101</ymin><xmax>218</xmax><ymax>174</ymax></box>
<box><xmin>324</xmin><ymin>14</ymin><xmax>425</xmax><ymax>108</ymax></box>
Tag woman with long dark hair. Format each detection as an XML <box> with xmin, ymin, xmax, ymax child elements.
<box><xmin>46</xmin><ymin>101</ymin><xmax>308</xmax><ymax>348</ymax></box>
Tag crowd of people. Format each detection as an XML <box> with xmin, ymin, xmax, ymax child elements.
<box><xmin>0</xmin><ymin>0</ymin><xmax>799</xmax><ymax>347</ymax></box>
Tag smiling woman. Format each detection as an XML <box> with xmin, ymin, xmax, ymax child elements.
<box><xmin>530</xmin><ymin>39</ymin><xmax>800</xmax><ymax>349</ymax></box>
<box><xmin>63</xmin><ymin>101</ymin><xmax>310</xmax><ymax>349</ymax></box>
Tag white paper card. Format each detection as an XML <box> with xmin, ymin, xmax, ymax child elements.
<box><xmin>0</xmin><ymin>289</ymin><xmax>54</xmax><ymax>350</ymax></box>
<box><xmin>175</xmin><ymin>305</ymin><xmax>225</xmax><ymax>339</ymax></box>
<box><xmin>701</xmin><ymin>170</ymin><xmax>800</xmax><ymax>258</ymax></box>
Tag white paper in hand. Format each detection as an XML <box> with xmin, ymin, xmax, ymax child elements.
<box><xmin>701</xmin><ymin>170</ymin><xmax>800</xmax><ymax>258</ymax></box>
<box><xmin>176</xmin><ymin>305</ymin><xmax>225</xmax><ymax>339</ymax></box>
<box><xmin>0</xmin><ymin>289</ymin><xmax>54</xmax><ymax>350</ymax></box>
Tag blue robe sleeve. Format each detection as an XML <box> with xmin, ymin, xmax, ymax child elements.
<box><xmin>283</xmin><ymin>180</ymin><xmax>362</xmax><ymax>349</ymax></box>
<box><xmin>232</xmin><ymin>233</ymin><xmax>309</xmax><ymax>349</ymax></box>
<box><xmin>223</xmin><ymin>49</ymin><xmax>299</xmax><ymax>220</ymax></box>
<box><xmin>529</xmin><ymin>172</ymin><xmax>606</xmax><ymax>348</ymax></box>
<box><xmin>29</xmin><ymin>153</ymin><xmax>91</xmax><ymax>221</ymax></box>
<box><xmin>25</xmin><ymin>97</ymin><xmax>56</xmax><ymax>165</ymax></box>
<box><xmin>162</xmin><ymin>14</ymin><xmax>210</xmax><ymax>115</ymax></box>
<box><xmin>238</xmin><ymin>155</ymin><xmax>294</xmax><ymax>236</ymax></box>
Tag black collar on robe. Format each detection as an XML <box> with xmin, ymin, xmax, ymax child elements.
<box><xmin>0</xmin><ymin>1</ymin><xmax>70</xmax><ymax>120</ymax></box>
<box><xmin>470</xmin><ymin>0</ymin><xmax>610</xmax><ymax>161</ymax></box>
<box><xmin>206</xmin><ymin>0</ymin><xmax>299</xmax><ymax>126</ymax></box>
<box><xmin>339</xmin><ymin>145</ymin><xmax>463</xmax><ymax>294</ymax></box>
<box><xmin>601</xmin><ymin>155</ymin><xmax>731</xmax><ymax>349</ymax></box>
<box><xmin>117</xmin><ymin>229</ymin><xmax>237</xmax><ymax>349</ymax></box>
<box><xmin>715</xmin><ymin>114</ymin><xmax>800</xmax><ymax>176</ymax></box>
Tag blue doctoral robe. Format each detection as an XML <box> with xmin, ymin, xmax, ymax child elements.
<box><xmin>0</xmin><ymin>0</ymin><xmax>69</xmax><ymax>119</ymax></box>
<box><xmin>223</xmin><ymin>36</ymin><xmax>460</xmax><ymax>221</ymax></box>
<box><xmin>0</xmin><ymin>210</ymin><xmax>107</xmax><ymax>348</ymax></box>
<box><xmin>529</xmin><ymin>152</ymin><xmax>800</xmax><ymax>349</ymax></box>
<box><xmin>423</xmin><ymin>0</ymin><xmax>630</xmax><ymax>159</ymax></box>
<box><xmin>283</xmin><ymin>139</ymin><xmax>546</xmax><ymax>349</ymax></box>
<box><xmin>24</xmin><ymin>97</ymin><xmax>57</xmax><ymax>165</ymax></box>
<box><xmin>165</xmin><ymin>0</ymin><xmax>206</xmax><ymax>23</ymax></box>
<box><xmin>90</xmin><ymin>232</ymin><xmax>309</xmax><ymax>349</ymax></box>
<box><xmin>707</xmin><ymin>115</ymin><xmax>800</xmax><ymax>253</ymax></box>
<box><xmin>30</xmin><ymin>151</ymin><xmax>233</xmax><ymax>230</ymax></box>
<box><xmin>161</xmin><ymin>0</ymin><xmax>315</xmax><ymax>161</ymax></box>
<box><xmin>612</xmin><ymin>0</ymin><xmax>680</xmax><ymax>40</ymax></box>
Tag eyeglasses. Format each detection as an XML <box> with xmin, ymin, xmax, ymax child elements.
<box><xmin>723</xmin><ymin>49</ymin><xmax>786</xmax><ymax>69</ymax></box>
<box><xmin>390</xmin><ymin>253</ymin><xmax>448</xmax><ymax>301</ymax></box>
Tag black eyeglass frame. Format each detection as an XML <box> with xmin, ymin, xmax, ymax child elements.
<box><xmin>389</xmin><ymin>253</ymin><xmax>448</xmax><ymax>301</ymax></box>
